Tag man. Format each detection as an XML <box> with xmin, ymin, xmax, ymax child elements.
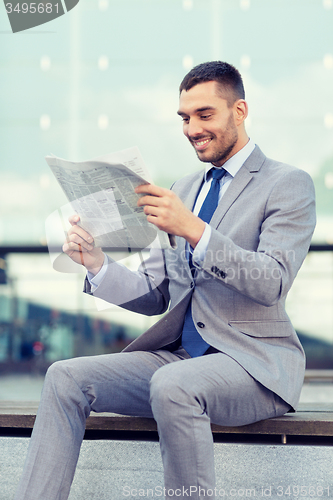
<box><xmin>15</xmin><ymin>61</ymin><xmax>316</xmax><ymax>500</ymax></box>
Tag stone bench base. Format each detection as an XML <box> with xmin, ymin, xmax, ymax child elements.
<box><xmin>2</xmin><ymin>436</ymin><xmax>333</xmax><ymax>500</ymax></box>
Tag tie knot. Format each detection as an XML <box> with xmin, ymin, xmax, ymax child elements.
<box><xmin>212</xmin><ymin>167</ymin><xmax>226</xmax><ymax>181</ymax></box>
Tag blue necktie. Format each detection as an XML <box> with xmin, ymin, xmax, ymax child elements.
<box><xmin>181</xmin><ymin>167</ymin><xmax>227</xmax><ymax>357</ymax></box>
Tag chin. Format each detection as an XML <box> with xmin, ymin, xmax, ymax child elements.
<box><xmin>196</xmin><ymin>153</ymin><xmax>212</xmax><ymax>163</ymax></box>
<box><xmin>196</xmin><ymin>149</ymin><xmax>214</xmax><ymax>163</ymax></box>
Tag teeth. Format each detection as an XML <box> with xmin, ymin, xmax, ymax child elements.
<box><xmin>195</xmin><ymin>139</ymin><xmax>210</xmax><ymax>146</ymax></box>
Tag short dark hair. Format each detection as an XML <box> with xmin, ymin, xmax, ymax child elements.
<box><xmin>179</xmin><ymin>61</ymin><xmax>245</xmax><ymax>106</ymax></box>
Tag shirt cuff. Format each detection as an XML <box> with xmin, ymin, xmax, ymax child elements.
<box><xmin>191</xmin><ymin>223</ymin><xmax>212</xmax><ymax>265</ymax></box>
<box><xmin>87</xmin><ymin>253</ymin><xmax>108</xmax><ymax>292</ymax></box>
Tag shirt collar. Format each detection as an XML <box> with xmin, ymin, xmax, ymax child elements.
<box><xmin>204</xmin><ymin>138</ymin><xmax>256</xmax><ymax>181</ymax></box>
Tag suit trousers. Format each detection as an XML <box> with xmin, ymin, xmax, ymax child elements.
<box><xmin>14</xmin><ymin>348</ymin><xmax>290</xmax><ymax>500</ymax></box>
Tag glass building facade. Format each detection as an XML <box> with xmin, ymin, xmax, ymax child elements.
<box><xmin>0</xmin><ymin>0</ymin><xmax>333</xmax><ymax>384</ymax></box>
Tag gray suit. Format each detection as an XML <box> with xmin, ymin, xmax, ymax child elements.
<box><xmin>15</xmin><ymin>146</ymin><xmax>316</xmax><ymax>500</ymax></box>
<box><xmin>94</xmin><ymin>145</ymin><xmax>316</xmax><ymax>409</ymax></box>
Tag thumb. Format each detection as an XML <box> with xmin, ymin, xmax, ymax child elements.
<box><xmin>68</xmin><ymin>214</ymin><xmax>80</xmax><ymax>226</ymax></box>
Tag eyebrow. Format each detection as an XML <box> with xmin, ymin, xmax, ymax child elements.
<box><xmin>177</xmin><ymin>106</ymin><xmax>216</xmax><ymax>117</ymax></box>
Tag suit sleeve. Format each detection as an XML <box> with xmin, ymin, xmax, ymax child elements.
<box><xmin>84</xmin><ymin>246</ymin><xmax>170</xmax><ymax>316</ymax></box>
<box><xmin>198</xmin><ymin>168</ymin><xmax>316</xmax><ymax>307</ymax></box>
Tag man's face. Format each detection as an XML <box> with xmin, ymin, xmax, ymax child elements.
<box><xmin>177</xmin><ymin>81</ymin><xmax>240</xmax><ymax>167</ymax></box>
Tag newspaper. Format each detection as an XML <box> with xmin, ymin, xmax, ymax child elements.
<box><xmin>46</xmin><ymin>146</ymin><xmax>176</xmax><ymax>251</ymax></box>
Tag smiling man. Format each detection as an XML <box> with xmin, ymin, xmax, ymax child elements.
<box><xmin>15</xmin><ymin>62</ymin><xmax>316</xmax><ymax>500</ymax></box>
<box><xmin>178</xmin><ymin>79</ymin><xmax>245</xmax><ymax>166</ymax></box>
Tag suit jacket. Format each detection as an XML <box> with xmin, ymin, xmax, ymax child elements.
<box><xmin>88</xmin><ymin>146</ymin><xmax>316</xmax><ymax>409</ymax></box>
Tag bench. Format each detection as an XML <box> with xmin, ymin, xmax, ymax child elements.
<box><xmin>1</xmin><ymin>370</ymin><xmax>333</xmax><ymax>444</ymax></box>
<box><xmin>2</xmin><ymin>375</ymin><xmax>333</xmax><ymax>500</ymax></box>
<box><xmin>1</xmin><ymin>401</ymin><xmax>333</xmax><ymax>445</ymax></box>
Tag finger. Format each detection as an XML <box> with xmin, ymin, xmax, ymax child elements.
<box><xmin>63</xmin><ymin>240</ymin><xmax>88</xmax><ymax>254</ymax></box>
<box><xmin>135</xmin><ymin>184</ymin><xmax>166</xmax><ymax>197</ymax></box>
<box><xmin>68</xmin><ymin>215</ymin><xmax>94</xmax><ymax>243</ymax></box>
<box><xmin>62</xmin><ymin>242</ymin><xmax>85</xmax><ymax>267</ymax></box>
<box><xmin>65</xmin><ymin>232</ymin><xmax>94</xmax><ymax>252</ymax></box>
<box><xmin>69</xmin><ymin>214</ymin><xmax>80</xmax><ymax>225</ymax></box>
<box><xmin>137</xmin><ymin>194</ymin><xmax>164</xmax><ymax>208</ymax></box>
<box><xmin>143</xmin><ymin>205</ymin><xmax>161</xmax><ymax>217</ymax></box>
<box><xmin>62</xmin><ymin>241</ymin><xmax>76</xmax><ymax>254</ymax></box>
<box><xmin>66</xmin><ymin>225</ymin><xmax>94</xmax><ymax>246</ymax></box>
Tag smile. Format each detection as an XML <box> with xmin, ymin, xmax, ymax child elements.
<box><xmin>193</xmin><ymin>138</ymin><xmax>212</xmax><ymax>150</ymax></box>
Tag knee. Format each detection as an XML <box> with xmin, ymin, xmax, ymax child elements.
<box><xmin>42</xmin><ymin>359</ymin><xmax>93</xmax><ymax>420</ymax></box>
<box><xmin>45</xmin><ymin>359</ymin><xmax>70</xmax><ymax>381</ymax></box>
<box><xmin>43</xmin><ymin>359</ymin><xmax>78</xmax><ymax>399</ymax></box>
<box><xmin>150</xmin><ymin>364</ymin><xmax>189</xmax><ymax>415</ymax></box>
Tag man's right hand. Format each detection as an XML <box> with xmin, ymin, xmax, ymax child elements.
<box><xmin>62</xmin><ymin>215</ymin><xmax>105</xmax><ymax>276</ymax></box>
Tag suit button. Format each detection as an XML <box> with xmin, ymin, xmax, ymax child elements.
<box><xmin>197</xmin><ymin>322</ymin><xmax>205</xmax><ymax>328</ymax></box>
<box><xmin>211</xmin><ymin>265</ymin><xmax>218</xmax><ymax>274</ymax></box>
<box><xmin>220</xmin><ymin>271</ymin><xmax>227</xmax><ymax>279</ymax></box>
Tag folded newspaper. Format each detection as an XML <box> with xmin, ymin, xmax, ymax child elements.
<box><xmin>46</xmin><ymin>146</ymin><xmax>176</xmax><ymax>251</ymax></box>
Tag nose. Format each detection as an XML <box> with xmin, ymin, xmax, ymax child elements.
<box><xmin>185</xmin><ymin>118</ymin><xmax>204</xmax><ymax>139</ymax></box>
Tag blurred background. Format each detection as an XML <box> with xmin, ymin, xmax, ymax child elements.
<box><xmin>0</xmin><ymin>0</ymin><xmax>333</xmax><ymax>400</ymax></box>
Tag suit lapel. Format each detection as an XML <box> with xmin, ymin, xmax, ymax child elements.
<box><xmin>210</xmin><ymin>145</ymin><xmax>265</xmax><ymax>228</ymax></box>
<box><xmin>175</xmin><ymin>145</ymin><xmax>266</xmax><ymax>246</ymax></box>
<box><xmin>183</xmin><ymin>170</ymin><xmax>205</xmax><ymax>211</ymax></box>
<box><xmin>210</xmin><ymin>167</ymin><xmax>253</xmax><ymax>227</ymax></box>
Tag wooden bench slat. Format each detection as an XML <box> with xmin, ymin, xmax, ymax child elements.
<box><xmin>304</xmin><ymin>370</ymin><xmax>333</xmax><ymax>382</ymax></box>
<box><xmin>1</xmin><ymin>401</ymin><xmax>333</xmax><ymax>437</ymax></box>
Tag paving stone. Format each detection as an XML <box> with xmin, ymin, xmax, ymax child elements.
<box><xmin>1</xmin><ymin>437</ymin><xmax>333</xmax><ymax>500</ymax></box>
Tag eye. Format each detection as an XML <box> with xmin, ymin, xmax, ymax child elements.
<box><xmin>200</xmin><ymin>114</ymin><xmax>211</xmax><ymax>120</ymax></box>
<box><xmin>182</xmin><ymin>117</ymin><xmax>189</xmax><ymax>124</ymax></box>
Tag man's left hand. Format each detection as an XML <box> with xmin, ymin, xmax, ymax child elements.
<box><xmin>135</xmin><ymin>184</ymin><xmax>206</xmax><ymax>248</ymax></box>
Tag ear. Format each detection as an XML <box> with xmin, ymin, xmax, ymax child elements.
<box><xmin>233</xmin><ymin>99</ymin><xmax>248</xmax><ymax>125</ymax></box>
